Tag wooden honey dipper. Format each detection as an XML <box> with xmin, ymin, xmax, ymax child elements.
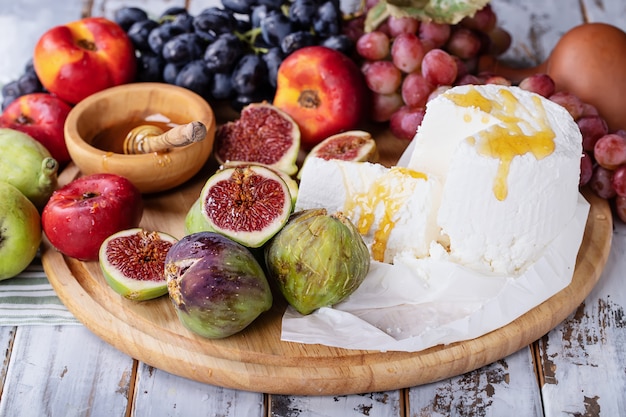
<box><xmin>122</xmin><ymin>121</ymin><xmax>207</xmax><ymax>154</ymax></box>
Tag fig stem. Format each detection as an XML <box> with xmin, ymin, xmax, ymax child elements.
<box><xmin>123</xmin><ymin>121</ymin><xmax>207</xmax><ymax>154</ymax></box>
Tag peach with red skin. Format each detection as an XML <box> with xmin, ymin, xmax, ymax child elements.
<box><xmin>0</xmin><ymin>93</ymin><xmax>72</xmax><ymax>165</ymax></box>
<box><xmin>33</xmin><ymin>17</ymin><xmax>136</xmax><ymax>105</ymax></box>
<box><xmin>42</xmin><ymin>173</ymin><xmax>143</xmax><ymax>261</ymax></box>
<box><xmin>273</xmin><ymin>46</ymin><xmax>368</xmax><ymax>150</ymax></box>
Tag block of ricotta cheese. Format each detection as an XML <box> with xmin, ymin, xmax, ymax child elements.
<box><xmin>295</xmin><ymin>159</ymin><xmax>443</xmax><ymax>263</ymax></box>
<box><xmin>406</xmin><ymin>84</ymin><xmax>582</xmax><ymax>274</ymax></box>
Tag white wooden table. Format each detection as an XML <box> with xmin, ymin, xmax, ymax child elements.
<box><xmin>0</xmin><ymin>0</ymin><xmax>625</xmax><ymax>416</ymax></box>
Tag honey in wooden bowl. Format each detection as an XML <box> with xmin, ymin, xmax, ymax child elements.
<box><xmin>91</xmin><ymin>113</ymin><xmax>179</xmax><ymax>154</ymax></box>
<box><xmin>64</xmin><ymin>83</ymin><xmax>216</xmax><ymax>194</ymax></box>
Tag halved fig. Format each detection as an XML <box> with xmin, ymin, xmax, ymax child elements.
<box><xmin>220</xmin><ymin>161</ymin><xmax>299</xmax><ymax>207</ymax></box>
<box><xmin>99</xmin><ymin>228</ymin><xmax>178</xmax><ymax>301</ymax></box>
<box><xmin>214</xmin><ymin>102</ymin><xmax>300</xmax><ymax>176</ymax></box>
<box><xmin>199</xmin><ymin>165</ymin><xmax>292</xmax><ymax>248</ymax></box>
<box><xmin>299</xmin><ymin>130</ymin><xmax>378</xmax><ymax>178</ymax></box>
<box><xmin>184</xmin><ymin>197</ymin><xmax>214</xmax><ymax>235</ymax></box>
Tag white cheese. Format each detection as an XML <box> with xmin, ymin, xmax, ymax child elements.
<box><xmin>407</xmin><ymin>84</ymin><xmax>582</xmax><ymax>274</ymax></box>
<box><xmin>296</xmin><ymin>84</ymin><xmax>582</xmax><ymax>276</ymax></box>
<box><xmin>295</xmin><ymin>158</ymin><xmax>443</xmax><ymax>263</ymax></box>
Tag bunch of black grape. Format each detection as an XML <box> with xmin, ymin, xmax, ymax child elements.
<box><xmin>116</xmin><ymin>1</ymin><xmax>354</xmax><ymax>110</ymax></box>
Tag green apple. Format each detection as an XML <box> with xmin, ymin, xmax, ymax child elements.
<box><xmin>0</xmin><ymin>182</ymin><xmax>42</xmax><ymax>280</ymax></box>
<box><xmin>0</xmin><ymin>128</ymin><xmax>58</xmax><ymax>210</ymax></box>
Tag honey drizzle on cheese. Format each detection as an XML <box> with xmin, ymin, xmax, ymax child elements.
<box><xmin>444</xmin><ymin>87</ymin><xmax>556</xmax><ymax>201</ymax></box>
<box><xmin>341</xmin><ymin>166</ymin><xmax>427</xmax><ymax>262</ymax></box>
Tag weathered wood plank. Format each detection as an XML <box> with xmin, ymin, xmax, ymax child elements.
<box><xmin>537</xmin><ymin>222</ymin><xmax>626</xmax><ymax>417</ymax></box>
<box><xmin>0</xmin><ymin>327</ymin><xmax>16</xmax><ymax>395</ymax></box>
<box><xmin>489</xmin><ymin>0</ymin><xmax>585</xmax><ymax>66</ymax></box>
<box><xmin>0</xmin><ymin>326</ymin><xmax>133</xmax><ymax>417</ymax></box>
<box><xmin>132</xmin><ymin>362</ymin><xmax>266</xmax><ymax>416</ymax></box>
<box><xmin>581</xmin><ymin>0</ymin><xmax>626</xmax><ymax>30</ymax></box>
<box><xmin>0</xmin><ymin>0</ymin><xmax>85</xmax><ymax>84</ymax></box>
<box><xmin>407</xmin><ymin>348</ymin><xmax>542</xmax><ymax>417</ymax></box>
<box><xmin>269</xmin><ymin>390</ymin><xmax>403</xmax><ymax>417</ymax></box>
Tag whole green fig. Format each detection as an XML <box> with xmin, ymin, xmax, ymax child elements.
<box><xmin>0</xmin><ymin>128</ymin><xmax>58</xmax><ymax>209</ymax></box>
<box><xmin>265</xmin><ymin>208</ymin><xmax>370</xmax><ymax>315</ymax></box>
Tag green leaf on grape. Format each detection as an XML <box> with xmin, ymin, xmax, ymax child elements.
<box><xmin>364</xmin><ymin>0</ymin><xmax>490</xmax><ymax>31</ymax></box>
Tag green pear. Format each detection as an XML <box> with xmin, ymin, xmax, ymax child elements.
<box><xmin>0</xmin><ymin>128</ymin><xmax>58</xmax><ymax>210</ymax></box>
<box><xmin>0</xmin><ymin>182</ymin><xmax>42</xmax><ymax>280</ymax></box>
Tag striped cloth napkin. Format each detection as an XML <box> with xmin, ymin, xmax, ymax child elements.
<box><xmin>0</xmin><ymin>256</ymin><xmax>79</xmax><ymax>325</ymax></box>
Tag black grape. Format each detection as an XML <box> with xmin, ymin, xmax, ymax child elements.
<box><xmin>17</xmin><ymin>72</ymin><xmax>43</xmax><ymax>95</ymax></box>
<box><xmin>231</xmin><ymin>53</ymin><xmax>268</xmax><ymax>95</ymax></box>
<box><xmin>314</xmin><ymin>1</ymin><xmax>341</xmax><ymax>37</ymax></box>
<box><xmin>222</xmin><ymin>0</ymin><xmax>258</xmax><ymax>14</ymax></box>
<box><xmin>204</xmin><ymin>33</ymin><xmax>247</xmax><ymax>73</ymax></box>
<box><xmin>136</xmin><ymin>52</ymin><xmax>164</xmax><ymax>82</ymax></box>
<box><xmin>148</xmin><ymin>23</ymin><xmax>186</xmax><ymax>55</ymax></box>
<box><xmin>321</xmin><ymin>34</ymin><xmax>355</xmax><ymax>55</ymax></box>
<box><xmin>211</xmin><ymin>72</ymin><xmax>235</xmax><ymax>100</ymax></box>
<box><xmin>114</xmin><ymin>7</ymin><xmax>148</xmax><ymax>31</ymax></box>
<box><xmin>127</xmin><ymin>19</ymin><xmax>159</xmax><ymax>51</ymax></box>
<box><xmin>260</xmin><ymin>11</ymin><xmax>294</xmax><ymax>47</ymax></box>
<box><xmin>193</xmin><ymin>8</ymin><xmax>239</xmax><ymax>43</ymax></box>
<box><xmin>289</xmin><ymin>0</ymin><xmax>318</xmax><ymax>29</ymax></box>
<box><xmin>162</xmin><ymin>33</ymin><xmax>205</xmax><ymax>63</ymax></box>
<box><xmin>175</xmin><ymin>60</ymin><xmax>213</xmax><ymax>98</ymax></box>
<box><xmin>163</xmin><ymin>62</ymin><xmax>184</xmax><ymax>84</ymax></box>
<box><xmin>281</xmin><ymin>31</ymin><xmax>316</xmax><ymax>55</ymax></box>
<box><xmin>262</xmin><ymin>47</ymin><xmax>284</xmax><ymax>88</ymax></box>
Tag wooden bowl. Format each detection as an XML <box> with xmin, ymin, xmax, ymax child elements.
<box><xmin>64</xmin><ymin>83</ymin><xmax>216</xmax><ymax>194</ymax></box>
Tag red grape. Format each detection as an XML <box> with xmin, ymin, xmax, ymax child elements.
<box><xmin>518</xmin><ymin>74</ymin><xmax>555</xmax><ymax>98</ymax></box>
<box><xmin>356</xmin><ymin>31</ymin><xmax>390</xmax><ymax>61</ymax></box>
<box><xmin>401</xmin><ymin>73</ymin><xmax>433</xmax><ymax>107</ymax></box>
<box><xmin>460</xmin><ymin>4</ymin><xmax>497</xmax><ymax>33</ymax></box>
<box><xmin>611</xmin><ymin>165</ymin><xmax>626</xmax><ymax>197</ymax></box>
<box><xmin>387</xmin><ymin>15</ymin><xmax>419</xmax><ymax>37</ymax></box>
<box><xmin>445</xmin><ymin>27</ymin><xmax>482</xmax><ymax>59</ymax></box>
<box><xmin>419</xmin><ymin>22</ymin><xmax>451</xmax><ymax>48</ymax></box>
<box><xmin>484</xmin><ymin>75</ymin><xmax>511</xmax><ymax>86</ymax></box>
<box><xmin>389</xmin><ymin>105</ymin><xmax>426</xmax><ymax>140</ymax></box>
<box><xmin>421</xmin><ymin>48</ymin><xmax>458</xmax><ymax>86</ymax></box>
<box><xmin>391</xmin><ymin>33</ymin><xmax>425</xmax><ymax>73</ymax></box>
<box><xmin>594</xmin><ymin>133</ymin><xmax>626</xmax><ymax>170</ymax></box>
<box><xmin>549</xmin><ymin>91</ymin><xmax>585</xmax><ymax>120</ymax></box>
<box><xmin>580</xmin><ymin>151</ymin><xmax>593</xmax><ymax>186</ymax></box>
<box><xmin>363</xmin><ymin>60</ymin><xmax>402</xmax><ymax>94</ymax></box>
<box><xmin>590</xmin><ymin>165</ymin><xmax>617</xmax><ymax>199</ymax></box>
<box><xmin>578</xmin><ymin>115</ymin><xmax>609</xmax><ymax>152</ymax></box>
<box><xmin>371</xmin><ymin>92</ymin><xmax>404</xmax><ymax>122</ymax></box>
<box><xmin>487</xmin><ymin>26</ymin><xmax>512</xmax><ymax>56</ymax></box>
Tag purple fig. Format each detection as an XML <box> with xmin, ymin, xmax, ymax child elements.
<box><xmin>164</xmin><ymin>231</ymin><xmax>272</xmax><ymax>339</ymax></box>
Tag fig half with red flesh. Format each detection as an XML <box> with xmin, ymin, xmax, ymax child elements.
<box><xmin>99</xmin><ymin>228</ymin><xmax>178</xmax><ymax>301</ymax></box>
<box><xmin>199</xmin><ymin>165</ymin><xmax>293</xmax><ymax>248</ymax></box>
<box><xmin>299</xmin><ymin>130</ymin><xmax>378</xmax><ymax>178</ymax></box>
<box><xmin>214</xmin><ymin>102</ymin><xmax>300</xmax><ymax>176</ymax></box>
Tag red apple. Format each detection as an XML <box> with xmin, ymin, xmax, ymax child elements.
<box><xmin>33</xmin><ymin>17</ymin><xmax>136</xmax><ymax>105</ymax></box>
<box><xmin>273</xmin><ymin>46</ymin><xmax>369</xmax><ymax>150</ymax></box>
<box><xmin>0</xmin><ymin>93</ymin><xmax>72</xmax><ymax>165</ymax></box>
<box><xmin>42</xmin><ymin>173</ymin><xmax>143</xmax><ymax>261</ymax></box>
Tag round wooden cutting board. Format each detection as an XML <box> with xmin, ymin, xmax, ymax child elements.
<box><xmin>41</xmin><ymin>137</ymin><xmax>613</xmax><ymax>396</ymax></box>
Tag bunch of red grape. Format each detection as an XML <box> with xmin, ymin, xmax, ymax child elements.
<box><xmin>352</xmin><ymin>4</ymin><xmax>512</xmax><ymax>140</ymax></box>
